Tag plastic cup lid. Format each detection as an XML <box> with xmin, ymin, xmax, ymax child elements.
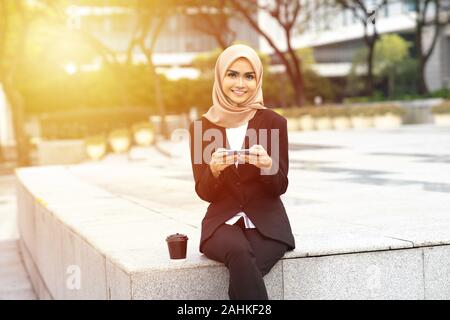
<box><xmin>166</xmin><ymin>233</ymin><xmax>188</xmax><ymax>241</ymax></box>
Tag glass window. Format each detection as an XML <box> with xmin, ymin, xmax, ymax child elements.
<box><xmin>402</xmin><ymin>0</ymin><xmax>416</xmax><ymax>13</ymax></box>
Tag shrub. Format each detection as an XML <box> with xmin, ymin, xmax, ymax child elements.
<box><xmin>349</xmin><ymin>105</ymin><xmax>377</xmax><ymax>117</ymax></box>
<box><xmin>327</xmin><ymin>106</ymin><xmax>351</xmax><ymax>118</ymax></box>
<box><xmin>371</xmin><ymin>104</ymin><xmax>406</xmax><ymax>116</ymax></box>
<box><xmin>431</xmin><ymin>101</ymin><xmax>450</xmax><ymax>114</ymax></box>
<box><xmin>39</xmin><ymin>107</ymin><xmax>152</xmax><ymax>140</ymax></box>
<box><xmin>311</xmin><ymin>106</ymin><xmax>333</xmax><ymax>118</ymax></box>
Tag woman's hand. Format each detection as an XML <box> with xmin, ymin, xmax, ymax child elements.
<box><xmin>210</xmin><ymin>148</ymin><xmax>237</xmax><ymax>178</ymax></box>
<box><xmin>239</xmin><ymin>145</ymin><xmax>272</xmax><ymax>169</ymax></box>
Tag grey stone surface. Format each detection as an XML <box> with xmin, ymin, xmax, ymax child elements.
<box><xmin>423</xmin><ymin>246</ymin><xmax>450</xmax><ymax>299</ymax></box>
<box><xmin>106</xmin><ymin>259</ymin><xmax>131</xmax><ymax>300</ymax></box>
<box><xmin>132</xmin><ymin>265</ymin><xmax>230</xmax><ymax>299</ymax></box>
<box><xmin>265</xmin><ymin>261</ymin><xmax>283</xmax><ymax>300</ymax></box>
<box><xmin>59</xmin><ymin>225</ymin><xmax>108</xmax><ymax>299</ymax></box>
<box><xmin>283</xmin><ymin>248</ymin><xmax>425</xmax><ymax>300</ymax></box>
<box><xmin>18</xmin><ymin>240</ymin><xmax>48</xmax><ymax>299</ymax></box>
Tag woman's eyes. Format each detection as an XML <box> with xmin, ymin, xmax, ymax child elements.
<box><xmin>227</xmin><ymin>73</ymin><xmax>255</xmax><ymax>80</ymax></box>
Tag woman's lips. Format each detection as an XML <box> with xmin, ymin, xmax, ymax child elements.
<box><xmin>232</xmin><ymin>89</ymin><xmax>246</xmax><ymax>96</ymax></box>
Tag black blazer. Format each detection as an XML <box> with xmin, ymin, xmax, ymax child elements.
<box><xmin>189</xmin><ymin>109</ymin><xmax>295</xmax><ymax>253</ymax></box>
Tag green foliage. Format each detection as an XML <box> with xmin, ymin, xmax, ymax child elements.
<box><xmin>347</xmin><ymin>34</ymin><xmax>416</xmax><ymax>98</ymax></box>
<box><xmin>39</xmin><ymin>107</ymin><xmax>152</xmax><ymax>139</ymax></box>
<box><xmin>295</xmin><ymin>47</ymin><xmax>315</xmax><ymax>70</ymax></box>
<box><xmin>373</xmin><ymin>34</ymin><xmax>411</xmax><ymax>76</ymax></box>
<box><xmin>191</xmin><ymin>47</ymin><xmax>223</xmax><ymax>78</ymax></box>
<box><xmin>429</xmin><ymin>89</ymin><xmax>450</xmax><ymax>99</ymax></box>
<box><xmin>303</xmin><ymin>69</ymin><xmax>335</xmax><ymax>103</ymax></box>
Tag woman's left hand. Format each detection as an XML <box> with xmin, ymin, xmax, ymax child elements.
<box><xmin>238</xmin><ymin>145</ymin><xmax>272</xmax><ymax>169</ymax></box>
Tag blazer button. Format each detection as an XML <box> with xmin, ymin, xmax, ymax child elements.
<box><xmin>236</xmin><ymin>182</ymin><xmax>241</xmax><ymax>187</ymax></box>
<box><xmin>214</xmin><ymin>184</ymin><xmax>219</xmax><ymax>189</ymax></box>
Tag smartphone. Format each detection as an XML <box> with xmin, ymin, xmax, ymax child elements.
<box><xmin>226</xmin><ymin>149</ymin><xmax>250</xmax><ymax>156</ymax></box>
<box><xmin>225</xmin><ymin>149</ymin><xmax>252</xmax><ymax>156</ymax></box>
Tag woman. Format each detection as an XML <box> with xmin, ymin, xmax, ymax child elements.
<box><xmin>189</xmin><ymin>44</ymin><xmax>295</xmax><ymax>300</ymax></box>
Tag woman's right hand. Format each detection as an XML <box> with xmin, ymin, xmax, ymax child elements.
<box><xmin>210</xmin><ymin>148</ymin><xmax>237</xmax><ymax>178</ymax></box>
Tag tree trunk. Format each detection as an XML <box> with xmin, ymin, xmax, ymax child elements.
<box><xmin>414</xmin><ymin>0</ymin><xmax>441</xmax><ymax>95</ymax></box>
<box><xmin>146</xmin><ymin>54</ymin><xmax>169</xmax><ymax>140</ymax></box>
<box><xmin>138</xmin><ymin>11</ymin><xmax>170</xmax><ymax>140</ymax></box>
<box><xmin>415</xmin><ymin>21</ymin><xmax>428</xmax><ymax>94</ymax></box>
<box><xmin>418</xmin><ymin>56</ymin><xmax>428</xmax><ymax>94</ymax></box>
<box><xmin>1</xmin><ymin>1</ymin><xmax>31</xmax><ymax>166</ymax></box>
<box><xmin>367</xmin><ymin>40</ymin><xmax>375</xmax><ymax>95</ymax></box>
<box><xmin>286</xmin><ymin>34</ymin><xmax>305</xmax><ymax>106</ymax></box>
<box><xmin>278</xmin><ymin>51</ymin><xmax>305</xmax><ymax>106</ymax></box>
<box><xmin>3</xmin><ymin>80</ymin><xmax>30</xmax><ymax>166</ymax></box>
<box><xmin>388</xmin><ymin>70</ymin><xmax>395</xmax><ymax>98</ymax></box>
<box><xmin>292</xmin><ymin>68</ymin><xmax>305</xmax><ymax>107</ymax></box>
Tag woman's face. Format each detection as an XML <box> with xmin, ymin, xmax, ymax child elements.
<box><xmin>222</xmin><ymin>57</ymin><xmax>257</xmax><ymax>106</ymax></box>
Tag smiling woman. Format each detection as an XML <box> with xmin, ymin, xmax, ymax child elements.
<box><xmin>222</xmin><ymin>58</ymin><xmax>257</xmax><ymax>106</ymax></box>
<box><xmin>189</xmin><ymin>44</ymin><xmax>295</xmax><ymax>300</ymax></box>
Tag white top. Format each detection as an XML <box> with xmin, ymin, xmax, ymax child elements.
<box><xmin>224</xmin><ymin>122</ymin><xmax>256</xmax><ymax>229</ymax></box>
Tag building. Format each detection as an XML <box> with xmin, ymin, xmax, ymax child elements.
<box><xmin>285</xmin><ymin>0</ymin><xmax>450</xmax><ymax>91</ymax></box>
<box><xmin>69</xmin><ymin>5</ymin><xmax>258</xmax><ymax>80</ymax></box>
<box><xmin>75</xmin><ymin>1</ymin><xmax>448</xmax><ymax>91</ymax></box>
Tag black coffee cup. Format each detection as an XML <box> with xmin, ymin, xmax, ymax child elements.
<box><xmin>166</xmin><ymin>233</ymin><xmax>188</xmax><ymax>260</ymax></box>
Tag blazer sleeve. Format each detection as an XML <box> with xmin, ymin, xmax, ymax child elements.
<box><xmin>189</xmin><ymin>121</ymin><xmax>226</xmax><ymax>203</ymax></box>
<box><xmin>259</xmin><ymin>117</ymin><xmax>289</xmax><ymax>197</ymax></box>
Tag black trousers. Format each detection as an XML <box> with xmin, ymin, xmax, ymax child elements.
<box><xmin>202</xmin><ymin>217</ymin><xmax>289</xmax><ymax>300</ymax></box>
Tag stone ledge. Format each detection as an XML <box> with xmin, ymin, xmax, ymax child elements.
<box><xmin>15</xmin><ymin>165</ymin><xmax>450</xmax><ymax>299</ymax></box>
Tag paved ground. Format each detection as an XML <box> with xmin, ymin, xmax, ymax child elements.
<box><xmin>68</xmin><ymin>124</ymin><xmax>450</xmax><ymax>256</ymax></box>
<box><xmin>3</xmin><ymin>123</ymin><xmax>450</xmax><ymax>299</ymax></box>
<box><xmin>0</xmin><ymin>175</ymin><xmax>36</xmax><ymax>299</ymax></box>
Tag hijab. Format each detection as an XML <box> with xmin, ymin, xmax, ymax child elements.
<box><xmin>202</xmin><ymin>44</ymin><xmax>266</xmax><ymax>128</ymax></box>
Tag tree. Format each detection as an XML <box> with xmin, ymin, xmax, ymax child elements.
<box><xmin>1</xmin><ymin>0</ymin><xmax>180</xmax><ymax>159</ymax></box>
<box><xmin>176</xmin><ymin>0</ymin><xmax>237</xmax><ymax>49</ymax></box>
<box><xmin>411</xmin><ymin>0</ymin><xmax>447</xmax><ymax>94</ymax></box>
<box><xmin>124</xmin><ymin>0</ymin><xmax>174</xmax><ymax>139</ymax></box>
<box><xmin>0</xmin><ymin>0</ymin><xmax>40</xmax><ymax>166</ymax></box>
<box><xmin>228</xmin><ymin>0</ymin><xmax>307</xmax><ymax>106</ymax></box>
<box><xmin>334</xmin><ymin>0</ymin><xmax>388</xmax><ymax>96</ymax></box>
<box><xmin>374</xmin><ymin>34</ymin><xmax>411</xmax><ymax>97</ymax></box>
<box><xmin>348</xmin><ymin>34</ymin><xmax>413</xmax><ymax>98</ymax></box>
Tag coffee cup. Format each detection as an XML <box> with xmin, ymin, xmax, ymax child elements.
<box><xmin>166</xmin><ymin>233</ymin><xmax>188</xmax><ymax>260</ymax></box>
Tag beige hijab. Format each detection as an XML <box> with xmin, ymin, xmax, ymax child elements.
<box><xmin>202</xmin><ymin>44</ymin><xmax>267</xmax><ymax>128</ymax></box>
